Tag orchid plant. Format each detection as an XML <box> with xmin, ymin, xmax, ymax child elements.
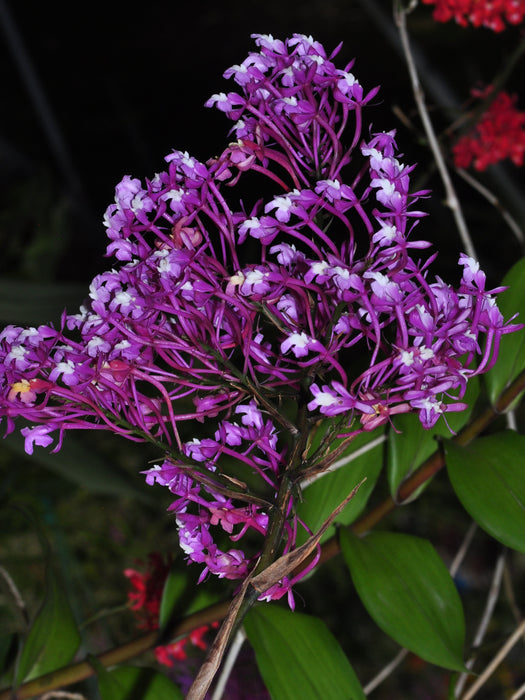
<box><xmin>2</xmin><ymin>5</ymin><xmax>525</xmax><ymax>700</ymax></box>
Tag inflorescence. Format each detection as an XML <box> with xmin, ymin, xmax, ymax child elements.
<box><xmin>0</xmin><ymin>34</ymin><xmax>519</xmax><ymax>603</ymax></box>
<box><xmin>453</xmin><ymin>87</ymin><xmax>525</xmax><ymax>170</ymax></box>
<box><xmin>422</xmin><ymin>0</ymin><xmax>525</xmax><ymax>31</ymax></box>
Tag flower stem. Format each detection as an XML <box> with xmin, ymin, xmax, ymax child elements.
<box><xmin>5</xmin><ymin>368</ymin><xmax>525</xmax><ymax>700</ymax></box>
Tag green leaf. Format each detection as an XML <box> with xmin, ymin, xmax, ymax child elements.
<box><xmin>158</xmin><ymin>567</ymin><xmax>188</xmax><ymax>631</ymax></box>
<box><xmin>158</xmin><ymin>565</ymin><xmax>219</xmax><ymax>630</ymax></box>
<box><xmin>16</xmin><ymin>566</ymin><xmax>80</xmax><ymax>683</ymax></box>
<box><xmin>94</xmin><ymin>662</ymin><xmax>183</xmax><ymax>700</ymax></box>
<box><xmin>245</xmin><ymin>605</ymin><xmax>365</xmax><ymax>700</ymax></box>
<box><xmin>485</xmin><ymin>258</ymin><xmax>525</xmax><ymax>404</ymax></box>
<box><xmin>340</xmin><ymin>530</ymin><xmax>466</xmax><ymax>671</ymax></box>
<box><xmin>2</xmin><ymin>429</ymin><xmax>151</xmax><ymax>501</ymax></box>
<box><xmin>445</xmin><ymin>431</ymin><xmax>525</xmax><ymax>554</ymax></box>
<box><xmin>388</xmin><ymin>377</ymin><xmax>479</xmax><ymax>499</ymax></box>
<box><xmin>295</xmin><ymin>429</ymin><xmax>385</xmax><ymax>546</ymax></box>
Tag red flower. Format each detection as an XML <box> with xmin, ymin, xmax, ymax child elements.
<box><xmin>124</xmin><ymin>552</ymin><xmax>171</xmax><ymax>630</ymax></box>
<box><xmin>422</xmin><ymin>0</ymin><xmax>525</xmax><ymax>31</ymax></box>
<box><xmin>124</xmin><ymin>553</ymin><xmax>218</xmax><ymax>667</ymax></box>
<box><xmin>452</xmin><ymin>88</ymin><xmax>525</xmax><ymax>170</ymax></box>
<box><xmin>153</xmin><ymin>623</ymin><xmax>220</xmax><ymax>666</ymax></box>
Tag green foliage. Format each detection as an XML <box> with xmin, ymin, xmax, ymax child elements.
<box><xmin>158</xmin><ymin>564</ymin><xmax>220</xmax><ymax>631</ymax></box>
<box><xmin>15</xmin><ymin>565</ymin><xmax>80</xmax><ymax>684</ymax></box>
<box><xmin>388</xmin><ymin>376</ymin><xmax>479</xmax><ymax>500</ymax></box>
<box><xmin>340</xmin><ymin>530</ymin><xmax>466</xmax><ymax>671</ymax></box>
<box><xmin>1</xmin><ymin>10</ymin><xmax>525</xmax><ymax>700</ymax></box>
<box><xmin>93</xmin><ymin>661</ymin><xmax>183</xmax><ymax>700</ymax></box>
<box><xmin>245</xmin><ymin>605</ymin><xmax>365</xmax><ymax>700</ymax></box>
<box><xmin>296</xmin><ymin>429</ymin><xmax>385</xmax><ymax>546</ymax></box>
<box><xmin>158</xmin><ymin>566</ymin><xmax>188</xmax><ymax>632</ymax></box>
<box><xmin>446</xmin><ymin>431</ymin><xmax>525</xmax><ymax>554</ymax></box>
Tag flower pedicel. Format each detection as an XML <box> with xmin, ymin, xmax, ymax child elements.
<box><xmin>0</xmin><ymin>34</ymin><xmax>519</xmax><ymax>605</ymax></box>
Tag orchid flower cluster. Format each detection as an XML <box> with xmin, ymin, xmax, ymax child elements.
<box><xmin>0</xmin><ymin>34</ymin><xmax>517</xmax><ymax>602</ymax></box>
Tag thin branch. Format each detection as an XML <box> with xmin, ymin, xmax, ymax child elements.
<box><xmin>0</xmin><ymin>602</ymin><xmax>230</xmax><ymax>700</ymax></box>
<box><xmin>210</xmin><ymin>628</ymin><xmax>246</xmax><ymax>700</ymax></box>
<box><xmin>364</xmin><ymin>648</ymin><xmax>409</xmax><ymax>695</ymax></box>
<box><xmin>187</xmin><ymin>578</ymin><xmax>254</xmax><ymax>700</ymax></box>
<box><xmin>454</xmin><ymin>550</ymin><xmax>506</xmax><ymax>697</ymax></box>
<box><xmin>506</xmin><ymin>410</ymin><xmax>518</xmax><ymax>432</ymax></box>
<box><xmin>459</xmin><ymin>617</ymin><xmax>525</xmax><ymax>700</ymax></box>
<box><xmin>450</xmin><ymin>34</ymin><xmax>525</xmax><ymax>143</ymax></box>
<box><xmin>316</xmin><ymin>365</ymin><xmax>525</xmax><ymax>565</ymax></box>
<box><xmin>5</xmin><ymin>367</ymin><xmax>525</xmax><ymax>700</ymax></box>
<box><xmin>0</xmin><ymin>0</ymin><xmax>83</xmax><ymax>195</ymax></box>
<box><xmin>364</xmin><ymin>520</ymin><xmax>477</xmax><ymax>695</ymax></box>
<box><xmin>449</xmin><ymin>522</ymin><xmax>478</xmax><ymax>578</ymax></box>
<box><xmin>300</xmin><ymin>434</ymin><xmax>387</xmax><ymax>488</ymax></box>
<box><xmin>511</xmin><ymin>678</ymin><xmax>525</xmax><ymax>700</ymax></box>
<box><xmin>455</xmin><ymin>168</ymin><xmax>524</xmax><ymax>247</ymax></box>
<box><xmin>394</xmin><ymin>0</ymin><xmax>477</xmax><ymax>259</ymax></box>
<box><xmin>0</xmin><ymin>566</ymin><xmax>28</xmax><ymax>626</ymax></box>
<box><xmin>503</xmin><ymin>560</ymin><xmax>523</xmax><ymax>624</ymax></box>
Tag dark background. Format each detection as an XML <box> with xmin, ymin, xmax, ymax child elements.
<box><xmin>1</xmin><ymin>0</ymin><xmax>524</xmax><ymax>287</ymax></box>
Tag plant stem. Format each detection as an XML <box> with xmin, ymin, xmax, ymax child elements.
<box><xmin>5</xmin><ymin>367</ymin><xmax>525</xmax><ymax>700</ymax></box>
<box><xmin>318</xmin><ymin>365</ymin><xmax>525</xmax><ymax>564</ymax></box>
<box><xmin>0</xmin><ymin>602</ymin><xmax>229</xmax><ymax>700</ymax></box>
<box><xmin>394</xmin><ymin>0</ymin><xmax>477</xmax><ymax>259</ymax></box>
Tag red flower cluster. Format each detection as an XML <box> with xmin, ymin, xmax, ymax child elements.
<box><xmin>154</xmin><ymin>625</ymin><xmax>214</xmax><ymax>666</ymax></box>
<box><xmin>124</xmin><ymin>553</ymin><xmax>216</xmax><ymax>665</ymax></box>
<box><xmin>452</xmin><ymin>88</ymin><xmax>525</xmax><ymax>170</ymax></box>
<box><xmin>124</xmin><ymin>552</ymin><xmax>170</xmax><ymax>630</ymax></box>
<box><xmin>422</xmin><ymin>0</ymin><xmax>525</xmax><ymax>31</ymax></box>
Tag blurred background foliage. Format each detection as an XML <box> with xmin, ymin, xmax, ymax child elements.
<box><xmin>1</xmin><ymin>1</ymin><xmax>524</xmax><ymax>697</ymax></box>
